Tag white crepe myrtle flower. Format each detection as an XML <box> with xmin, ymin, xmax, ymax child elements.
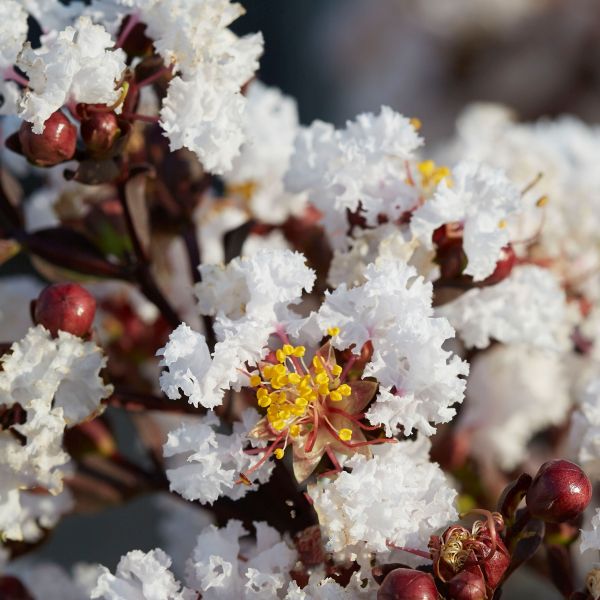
<box><xmin>0</xmin><ymin>1</ymin><xmax>28</xmax><ymax>115</ymax></box>
<box><xmin>308</xmin><ymin>438</ymin><xmax>457</xmax><ymax>560</ymax></box>
<box><xmin>437</xmin><ymin>265</ymin><xmax>570</xmax><ymax>350</ymax></box>
<box><xmin>411</xmin><ymin>160</ymin><xmax>521</xmax><ymax>281</ymax></box>
<box><xmin>581</xmin><ymin>508</ymin><xmax>600</xmax><ymax>554</ymax></box>
<box><xmin>284</xmin><ymin>573</ymin><xmax>373</xmax><ymax>599</ymax></box>
<box><xmin>17</xmin><ymin>488</ymin><xmax>74</xmax><ymax>543</ymax></box>
<box><xmin>318</xmin><ymin>257</ymin><xmax>468</xmax><ymax>436</ymax></box>
<box><xmin>140</xmin><ymin>0</ymin><xmax>263</xmax><ymax>174</ymax></box>
<box><xmin>462</xmin><ymin>344</ymin><xmax>571</xmax><ymax>470</ymax></box>
<box><xmin>159</xmin><ymin>249</ymin><xmax>316</xmax><ymax>409</ymax></box>
<box><xmin>163</xmin><ymin>409</ymin><xmax>273</xmax><ymax>504</ymax></box>
<box><xmin>570</xmin><ymin>376</ymin><xmax>600</xmax><ymax>479</ymax></box>
<box><xmin>224</xmin><ymin>80</ymin><xmax>306</xmax><ymax>224</ymax></box>
<box><xmin>92</xmin><ymin>548</ymin><xmax>193</xmax><ymax>600</ymax></box>
<box><xmin>0</xmin><ymin>324</ymin><xmax>113</xmax><ymax>424</ymax></box>
<box><xmin>285</xmin><ymin>106</ymin><xmax>423</xmax><ymax>249</ymax></box>
<box><xmin>185</xmin><ymin>520</ymin><xmax>297</xmax><ymax>599</ymax></box>
<box><xmin>17</xmin><ymin>16</ymin><xmax>127</xmax><ymax>133</ymax></box>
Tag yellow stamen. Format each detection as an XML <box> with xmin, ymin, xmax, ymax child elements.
<box><xmin>332</xmin><ymin>365</ymin><xmax>343</xmax><ymax>376</ymax></box>
<box><xmin>330</xmin><ymin>390</ymin><xmax>342</xmax><ymax>402</ymax></box>
<box><xmin>274</xmin><ymin>448</ymin><xmax>285</xmax><ymax>459</ymax></box>
<box><xmin>536</xmin><ymin>195</ymin><xmax>549</xmax><ymax>207</ymax></box>
<box><xmin>338</xmin><ymin>384</ymin><xmax>351</xmax><ymax>396</ymax></box>
<box><xmin>292</xmin><ymin>346</ymin><xmax>306</xmax><ymax>357</ymax></box>
<box><xmin>290</xmin><ymin>424</ymin><xmax>300</xmax><ymax>437</ymax></box>
<box><xmin>498</xmin><ymin>219</ymin><xmax>507</xmax><ymax>229</ymax></box>
<box><xmin>410</xmin><ymin>117</ymin><xmax>422</xmax><ymax>130</ymax></box>
<box><xmin>327</xmin><ymin>326</ymin><xmax>340</xmax><ymax>337</ymax></box>
<box><xmin>249</xmin><ymin>374</ymin><xmax>261</xmax><ymax>387</ymax></box>
<box><xmin>339</xmin><ymin>428</ymin><xmax>352</xmax><ymax>441</ymax></box>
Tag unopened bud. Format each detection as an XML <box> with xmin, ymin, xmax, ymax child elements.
<box><xmin>80</xmin><ymin>109</ymin><xmax>121</xmax><ymax>157</ymax></box>
<box><xmin>526</xmin><ymin>459</ymin><xmax>592</xmax><ymax>523</ymax></box>
<box><xmin>483</xmin><ymin>244</ymin><xmax>517</xmax><ymax>285</ymax></box>
<box><xmin>34</xmin><ymin>283</ymin><xmax>96</xmax><ymax>338</ymax></box>
<box><xmin>447</xmin><ymin>567</ymin><xmax>487</xmax><ymax>600</ymax></box>
<box><xmin>377</xmin><ymin>568</ymin><xmax>438</xmax><ymax>600</ymax></box>
<box><xmin>17</xmin><ymin>111</ymin><xmax>77</xmax><ymax>167</ymax></box>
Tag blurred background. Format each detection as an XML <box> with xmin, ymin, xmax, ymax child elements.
<box><xmin>9</xmin><ymin>0</ymin><xmax>600</xmax><ymax>596</ymax></box>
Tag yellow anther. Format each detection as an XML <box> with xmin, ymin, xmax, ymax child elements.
<box><xmin>274</xmin><ymin>448</ymin><xmax>285</xmax><ymax>459</ymax></box>
<box><xmin>258</xmin><ymin>396</ymin><xmax>271</xmax><ymax>408</ymax></box>
<box><xmin>292</xmin><ymin>346</ymin><xmax>306</xmax><ymax>357</ymax></box>
<box><xmin>278</xmin><ymin>409</ymin><xmax>291</xmax><ymax>420</ymax></box>
<box><xmin>262</xmin><ymin>365</ymin><xmax>273</xmax><ymax>378</ymax></box>
<box><xmin>536</xmin><ymin>195</ymin><xmax>549</xmax><ymax>207</ymax></box>
<box><xmin>272</xmin><ymin>419</ymin><xmax>286</xmax><ymax>431</ymax></box>
<box><xmin>318</xmin><ymin>384</ymin><xmax>330</xmax><ymax>396</ymax></box>
<box><xmin>410</xmin><ymin>117</ymin><xmax>422</xmax><ymax>130</ymax></box>
<box><xmin>312</xmin><ymin>356</ymin><xmax>325</xmax><ymax>371</ymax></box>
<box><xmin>315</xmin><ymin>372</ymin><xmax>329</xmax><ymax>385</ymax></box>
<box><xmin>290</xmin><ymin>424</ymin><xmax>300</xmax><ymax>437</ymax></box>
<box><xmin>339</xmin><ymin>428</ymin><xmax>352</xmax><ymax>442</ymax></box>
<box><xmin>288</xmin><ymin>373</ymin><xmax>301</xmax><ymax>384</ymax></box>
<box><xmin>276</xmin><ymin>349</ymin><xmax>286</xmax><ymax>363</ymax></box>
<box><xmin>257</xmin><ymin>388</ymin><xmax>268</xmax><ymax>399</ymax></box>
<box><xmin>332</xmin><ymin>364</ymin><xmax>343</xmax><ymax>376</ymax></box>
<box><xmin>338</xmin><ymin>384</ymin><xmax>352</xmax><ymax>396</ymax></box>
<box><xmin>327</xmin><ymin>327</ymin><xmax>340</xmax><ymax>337</ymax></box>
<box><xmin>498</xmin><ymin>219</ymin><xmax>507</xmax><ymax>229</ymax></box>
<box><xmin>249</xmin><ymin>374</ymin><xmax>262</xmax><ymax>387</ymax></box>
<box><xmin>295</xmin><ymin>397</ymin><xmax>308</xmax><ymax>408</ymax></box>
<box><xmin>271</xmin><ymin>375</ymin><xmax>288</xmax><ymax>389</ymax></box>
<box><xmin>273</xmin><ymin>364</ymin><xmax>286</xmax><ymax>376</ymax></box>
<box><xmin>418</xmin><ymin>160</ymin><xmax>435</xmax><ymax>177</ymax></box>
<box><xmin>291</xmin><ymin>406</ymin><xmax>305</xmax><ymax>416</ymax></box>
<box><xmin>283</xmin><ymin>344</ymin><xmax>294</xmax><ymax>355</ymax></box>
<box><xmin>330</xmin><ymin>390</ymin><xmax>342</xmax><ymax>402</ymax></box>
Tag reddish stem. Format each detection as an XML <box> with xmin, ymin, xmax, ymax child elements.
<box><xmin>115</xmin><ymin>14</ymin><xmax>140</xmax><ymax>49</ymax></box>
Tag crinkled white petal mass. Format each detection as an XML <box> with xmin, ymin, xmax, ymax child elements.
<box><xmin>92</xmin><ymin>548</ymin><xmax>193</xmax><ymax>600</ymax></box>
<box><xmin>581</xmin><ymin>508</ymin><xmax>600</xmax><ymax>554</ymax></box>
<box><xmin>163</xmin><ymin>409</ymin><xmax>273</xmax><ymax>504</ymax></box>
<box><xmin>225</xmin><ymin>80</ymin><xmax>306</xmax><ymax>224</ymax></box>
<box><xmin>0</xmin><ymin>0</ymin><xmax>28</xmax><ymax>68</ymax></box>
<box><xmin>285</xmin><ymin>106</ymin><xmax>422</xmax><ymax>250</ymax></box>
<box><xmin>318</xmin><ymin>257</ymin><xmax>468</xmax><ymax>436</ymax></box>
<box><xmin>411</xmin><ymin>160</ymin><xmax>521</xmax><ymax>281</ymax></box>
<box><xmin>185</xmin><ymin>520</ymin><xmax>297</xmax><ymax>599</ymax></box>
<box><xmin>308</xmin><ymin>438</ymin><xmax>457</xmax><ymax>560</ymax></box>
<box><xmin>570</xmin><ymin>376</ymin><xmax>600</xmax><ymax>478</ymax></box>
<box><xmin>0</xmin><ymin>324</ymin><xmax>112</xmax><ymax>424</ymax></box>
<box><xmin>437</xmin><ymin>265</ymin><xmax>570</xmax><ymax>350</ymax></box>
<box><xmin>17</xmin><ymin>16</ymin><xmax>126</xmax><ymax>133</ymax></box>
<box><xmin>196</xmin><ymin>248</ymin><xmax>316</xmax><ymax>323</ymax></box>
<box><xmin>146</xmin><ymin>0</ymin><xmax>263</xmax><ymax>174</ymax></box>
<box><xmin>462</xmin><ymin>344</ymin><xmax>571</xmax><ymax>470</ymax></box>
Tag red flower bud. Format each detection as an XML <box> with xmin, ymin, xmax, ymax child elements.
<box><xmin>377</xmin><ymin>568</ymin><xmax>439</xmax><ymax>600</ymax></box>
<box><xmin>446</xmin><ymin>566</ymin><xmax>487</xmax><ymax>600</ymax></box>
<box><xmin>482</xmin><ymin>245</ymin><xmax>517</xmax><ymax>285</ymax></box>
<box><xmin>0</xmin><ymin>576</ymin><xmax>34</xmax><ymax>600</ymax></box>
<box><xmin>17</xmin><ymin>111</ymin><xmax>77</xmax><ymax>167</ymax></box>
<box><xmin>34</xmin><ymin>283</ymin><xmax>96</xmax><ymax>338</ymax></box>
<box><xmin>526</xmin><ymin>459</ymin><xmax>592</xmax><ymax>523</ymax></box>
<box><xmin>80</xmin><ymin>110</ymin><xmax>121</xmax><ymax>157</ymax></box>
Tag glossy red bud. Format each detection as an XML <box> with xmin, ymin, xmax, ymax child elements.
<box><xmin>526</xmin><ymin>459</ymin><xmax>592</xmax><ymax>523</ymax></box>
<box><xmin>377</xmin><ymin>568</ymin><xmax>439</xmax><ymax>600</ymax></box>
<box><xmin>0</xmin><ymin>576</ymin><xmax>34</xmax><ymax>600</ymax></box>
<box><xmin>483</xmin><ymin>245</ymin><xmax>517</xmax><ymax>285</ymax></box>
<box><xmin>34</xmin><ymin>283</ymin><xmax>96</xmax><ymax>338</ymax></box>
<box><xmin>18</xmin><ymin>111</ymin><xmax>77</xmax><ymax>167</ymax></box>
<box><xmin>479</xmin><ymin>537</ymin><xmax>510</xmax><ymax>590</ymax></box>
<box><xmin>447</xmin><ymin>567</ymin><xmax>487</xmax><ymax>600</ymax></box>
<box><xmin>81</xmin><ymin>110</ymin><xmax>120</xmax><ymax>156</ymax></box>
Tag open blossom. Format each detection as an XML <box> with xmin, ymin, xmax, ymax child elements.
<box><xmin>411</xmin><ymin>160</ymin><xmax>521</xmax><ymax>281</ymax></box>
<box><xmin>17</xmin><ymin>16</ymin><xmax>127</xmax><ymax>133</ymax></box>
<box><xmin>0</xmin><ymin>324</ymin><xmax>111</xmax><ymax>539</ymax></box>
<box><xmin>318</xmin><ymin>257</ymin><xmax>468</xmax><ymax>436</ymax></box>
<box><xmin>163</xmin><ymin>409</ymin><xmax>274</xmax><ymax>504</ymax></box>
<box><xmin>92</xmin><ymin>548</ymin><xmax>193</xmax><ymax>600</ymax></box>
<box><xmin>0</xmin><ymin>0</ymin><xmax>28</xmax><ymax>115</ymax></box>
<box><xmin>308</xmin><ymin>438</ymin><xmax>458</xmax><ymax>560</ymax></box>
<box><xmin>570</xmin><ymin>376</ymin><xmax>600</xmax><ymax>478</ymax></box>
<box><xmin>581</xmin><ymin>508</ymin><xmax>600</xmax><ymax>554</ymax></box>
<box><xmin>285</xmin><ymin>106</ymin><xmax>423</xmax><ymax>249</ymax></box>
<box><xmin>224</xmin><ymin>80</ymin><xmax>306</xmax><ymax>225</ymax></box>
<box><xmin>462</xmin><ymin>344</ymin><xmax>571</xmax><ymax>470</ymax></box>
<box><xmin>437</xmin><ymin>265</ymin><xmax>571</xmax><ymax>350</ymax></box>
<box><xmin>185</xmin><ymin>520</ymin><xmax>297</xmax><ymax>598</ymax></box>
<box><xmin>144</xmin><ymin>0</ymin><xmax>263</xmax><ymax>174</ymax></box>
